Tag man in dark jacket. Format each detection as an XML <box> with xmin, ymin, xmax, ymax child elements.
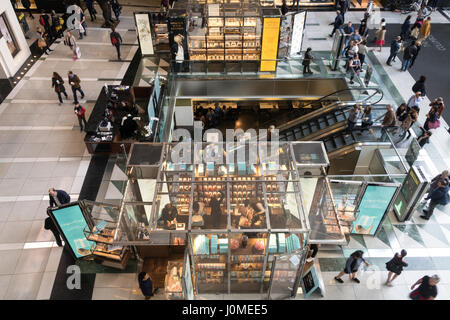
<box><xmin>409</xmin><ymin>40</ymin><xmax>422</xmax><ymax>69</ymax></box>
<box><xmin>68</xmin><ymin>71</ymin><xmax>85</xmax><ymax>104</ymax></box>
<box><xmin>401</xmin><ymin>41</ymin><xmax>418</xmax><ymax>71</ymax></box>
<box><xmin>21</xmin><ymin>0</ymin><xmax>34</xmax><ymax>19</ymax></box>
<box><xmin>110</xmin><ymin>27</ymin><xmax>123</xmax><ymax>60</ymax></box>
<box><xmin>39</xmin><ymin>10</ymin><xmax>51</xmax><ymax>35</ymax></box>
<box><xmin>381</xmin><ymin>105</ymin><xmax>397</xmax><ymax>128</ymax></box>
<box><xmin>46</xmin><ymin>188</ymin><xmax>71</xmax><ymax>246</ymax></box>
<box><xmin>329</xmin><ymin>11</ymin><xmax>344</xmax><ymax>37</ymax></box>
<box><xmin>387</xmin><ymin>36</ymin><xmax>401</xmax><ymax>66</ymax></box>
<box><xmin>48</xmin><ymin>188</ymin><xmax>70</xmax><ymax>208</ymax></box>
<box><xmin>421</xmin><ymin>180</ymin><xmax>450</xmax><ymax>220</ymax></box>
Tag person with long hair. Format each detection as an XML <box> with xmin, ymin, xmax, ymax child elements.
<box><xmin>138</xmin><ymin>272</ymin><xmax>159</xmax><ymax>300</ymax></box>
<box><xmin>51</xmin><ymin>72</ymin><xmax>68</xmax><ymax>105</ymax></box>
<box><xmin>335</xmin><ymin>250</ymin><xmax>370</xmax><ymax>284</ymax></box>
<box><xmin>400</xmin><ymin>15</ymin><xmax>412</xmax><ymax>41</ymax></box>
<box><xmin>385</xmin><ymin>249</ymin><xmax>408</xmax><ymax>286</ymax></box>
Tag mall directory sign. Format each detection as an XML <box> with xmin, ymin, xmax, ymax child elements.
<box><xmin>49</xmin><ymin>203</ymin><xmax>95</xmax><ymax>259</ymax></box>
<box><xmin>135</xmin><ymin>13</ymin><xmax>154</xmax><ymax>55</ymax></box>
<box><xmin>289</xmin><ymin>11</ymin><xmax>307</xmax><ymax>57</ymax></box>
<box><xmin>260</xmin><ymin>17</ymin><xmax>281</xmax><ymax>72</ymax></box>
<box><xmin>351</xmin><ymin>184</ymin><xmax>399</xmax><ymax>236</ymax></box>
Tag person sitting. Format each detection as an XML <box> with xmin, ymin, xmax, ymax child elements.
<box><xmin>191</xmin><ymin>201</ymin><xmax>205</xmax><ymax>227</ymax></box>
<box><xmin>249</xmin><ymin>199</ymin><xmax>266</xmax><ymax>228</ymax></box>
<box><xmin>159</xmin><ymin>203</ymin><xmax>178</xmax><ymax>229</ymax></box>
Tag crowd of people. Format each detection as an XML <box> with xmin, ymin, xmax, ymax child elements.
<box><xmin>333</xmin><ymin>249</ymin><xmax>440</xmax><ymax>300</ymax></box>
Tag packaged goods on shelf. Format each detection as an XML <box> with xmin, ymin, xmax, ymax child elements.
<box><xmin>268</xmin><ymin>234</ymin><xmax>277</xmax><ymax>253</ymax></box>
<box><xmin>194</xmin><ymin>235</ymin><xmax>210</xmax><ymax>255</ymax></box>
<box><xmin>210</xmin><ymin>235</ymin><xmax>218</xmax><ymax>254</ymax></box>
<box><xmin>286</xmin><ymin>234</ymin><xmax>300</xmax><ymax>253</ymax></box>
<box><xmin>277</xmin><ymin>233</ymin><xmax>286</xmax><ymax>253</ymax></box>
<box><xmin>218</xmin><ymin>238</ymin><xmax>228</xmax><ymax>254</ymax></box>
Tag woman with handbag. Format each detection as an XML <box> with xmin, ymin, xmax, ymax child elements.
<box><xmin>37</xmin><ymin>27</ymin><xmax>53</xmax><ymax>55</ymax></box>
<box><xmin>424</xmin><ymin>106</ymin><xmax>440</xmax><ymax>131</ymax></box>
<box><xmin>64</xmin><ymin>31</ymin><xmax>79</xmax><ymax>61</ymax></box>
<box><xmin>302</xmin><ymin>47</ymin><xmax>314</xmax><ymax>74</ymax></box>
<box><xmin>52</xmin><ymin>72</ymin><xmax>68</xmax><ymax>105</ymax></box>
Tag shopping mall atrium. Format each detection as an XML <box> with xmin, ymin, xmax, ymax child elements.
<box><xmin>0</xmin><ymin>0</ymin><xmax>449</xmax><ymax>303</ymax></box>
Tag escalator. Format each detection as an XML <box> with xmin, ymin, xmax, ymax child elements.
<box><xmin>276</xmin><ymin>88</ymin><xmax>385</xmax><ymax>159</ymax></box>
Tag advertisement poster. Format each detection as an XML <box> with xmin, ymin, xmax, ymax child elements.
<box><xmin>278</xmin><ymin>13</ymin><xmax>294</xmax><ymax>59</ymax></box>
<box><xmin>51</xmin><ymin>205</ymin><xmax>95</xmax><ymax>258</ymax></box>
<box><xmin>135</xmin><ymin>13</ymin><xmax>154</xmax><ymax>55</ymax></box>
<box><xmin>351</xmin><ymin>185</ymin><xmax>398</xmax><ymax>235</ymax></box>
<box><xmin>289</xmin><ymin>11</ymin><xmax>306</xmax><ymax>57</ymax></box>
<box><xmin>260</xmin><ymin>17</ymin><xmax>281</xmax><ymax>72</ymax></box>
<box><xmin>0</xmin><ymin>14</ymin><xmax>19</xmax><ymax>57</ymax></box>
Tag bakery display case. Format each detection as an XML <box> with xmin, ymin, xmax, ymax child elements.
<box><xmin>185</xmin><ymin>1</ymin><xmax>262</xmax><ymax>62</ymax></box>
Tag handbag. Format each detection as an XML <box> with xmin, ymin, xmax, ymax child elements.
<box><xmin>75</xmin><ymin>46</ymin><xmax>82</xmax><ymax>59</ymax></box>
<box><xmin>428</xmin><ymin>119</ymin><xmax>440</xmax><ymax>129</ymax></box>
<box><xmin>38</xmin><ymin>38</ymin><xmax>46</xmax><ymax>48</ymax></box>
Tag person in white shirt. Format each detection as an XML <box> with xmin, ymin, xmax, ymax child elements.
<box><xmin>407</xmin><ymin>91</ymin><xmax>423</xmax><ymax>113</ymax></box>
<box><xmin>172</xmin><ymin>34</ymin><xmax>185</xmax><ymax>73</ymax></box>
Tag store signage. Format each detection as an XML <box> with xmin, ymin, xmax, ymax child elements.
<box><xmin>135</xmin><ymin>13</ymin><xmax>154</xmax><ymax>55</ymax></box>
<box><xmin>49</xmin><ymin>204</ymin><xmax>95</xmax><ymax>259</ymax></box>
<box><xmin>260</xmin><ymin>17</ymin><xmax>281</xmax><ymax>72</ymax></box>
<box><xmin>351</xmin><ymin>185</ymin><xmax>398</xmax><ymax>236</ymax></box>
<box><xmin>301</xmin><ymin>264</ymin><xmax>321</xmax><ymax>298</ymax></box>
<box><xmin>289</xmin><ymin>11</ymin><xmax>306</xmax><ymax>57</ymax></box>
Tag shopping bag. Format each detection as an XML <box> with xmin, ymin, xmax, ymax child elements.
<box><xmin>37</xmin><ymin>38</ymin><xmax>46</xmax><ymax>49</ymax></box>
<box><xmin>428</xmin><ymin>119</ymin><xmax>440</xmax><ymax>129</ymax></box>
<box><xmin>75</xmin><ymin>46</ymin><xmax>81</xmax><ymax>59</ymax></box>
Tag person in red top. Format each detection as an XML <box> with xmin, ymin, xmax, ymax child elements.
<box><xmin>74</xmin><ymin>103</ymin><xmax>87</xmax><ymax>132</ymax></box>
<box><xmin>429</xmin><ymin>97</ymin><xmax>445</xmax><ymax>119</ymax></box>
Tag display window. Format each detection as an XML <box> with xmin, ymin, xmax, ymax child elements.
<box><xmin>0</xmin><ymin>13</ymin><xmax>20</xmax><ymax>57</ymax></box>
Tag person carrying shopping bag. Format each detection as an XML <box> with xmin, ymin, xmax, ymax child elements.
<box><xmin>64</xmin><ymin>31</ymin><xmax>80</xmax><ymax>61</ymax></box>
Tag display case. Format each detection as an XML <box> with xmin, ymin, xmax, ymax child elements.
<box><xmin>186</xmin><ymin>2</ymin><xmax>262</xmax><ymax>61</ymax></box>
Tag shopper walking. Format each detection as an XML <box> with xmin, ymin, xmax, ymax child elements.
<box><xmin>410</xmin><ymin>275</ymin><xmax>440</xmax><ymax>300</ymax></box>
<box><xmin>335</xmin><ymin>250</ymin><xmax>370</xmax><ymax>284</ymax></box>
<box><xmin>381</xmin><ymin>105</ymin><xmax>397</xmax><ymax>128</ymax></box>
<box><xmin>64</xmin><ymin>31</ymin><xmax>79</xmax><ymax>61</ymax></box>
<box><xmin>292</xmin><ymin>0</ymin><xmax>300</xmax><ymax>11</ymax></box>
<box><xmin>429</xmin><ymin>97</ymin><xmax>445</xmax><ymax>119</ymax></box>
<box><xmin>375</xmin><ymin>26</ymin><xmax>386</xmax><ymax>52</ymax></box>
<box><xmin>400</xmin><ymin>15</ymin><xmax>412</xmax><ymax>41</ymax></box>
<box><xmin>52</xmin><ymin>72</ymin><xmax>68</xmax><ymax>105</ymax></box>
<box><xmin>424</xmin><ymin>171</ymin><xmax>450</xmax><ymax>201</ymax></box>
<box><xmin>399</xmin><ymin>109</ymin><xmax>418</xmax><ymax>140</ymax></box>
<box><xmin>110</xmin><ymin>27</ymin><xmax>123</xmax><ymax>61</ymax></box>
<box><xmin>409</xmin><ymin>40</ymin><xmax>422</xmax><ymax>69</ymax></box>
<box><xmin>401</xmin><ymin>41</ymin><xmax>418</xmax><ymax>71</ymax></box>
<box><xmin>407</xmin><ymin>91</ymin><xmax>423</xmax><ymax>113</ymax></box>
<box><xmin>359</xmin><ymin>13</ymin><xmax>370</xmax><ymax>38</ymax></box>
<box><xmin>386</xmin><ymin>36</ymin><xmax>402</xmax><ymax>66</ymax></box>
<box><xmin>421</xmin><ymin>180</ymin><xmax>449</xmax><ymax>220</ymax></box>
<box><xmin>21</xmin><ymin>0</ymin><xmax>34</xmax><ymax>19</ymax></box>
<box><xmin>396</xmin><ymin>103</ymin><xmax>409</xmax><ymax>122</ymax></box>
<box><xmin>412</xmin><ymin>75</ymin><xmax>426</xmax><ymax>96</ymax></box>
<box><xmin>39</xmin><ymin>10</ymin><xmax>51</xmax><ymax>35</ymax></box>
<box><xmin>85</xmin><ymin>0</ymin><xmax>97</xmax><ymax>22</ymax></box>
<box><xmin>302</xmin><ymin>47</ymin><xmax>313</xmax><ymax>74</ymax></box>
<box><xmin>74</xmin><ymin>103</ymin><xmax>88</xmax><ymax>132</ymax></box>
<box><xmin>68</xmin><ymin>71</ymin><xmax>85</xmax><ymax>104</ymax></box>
<box><xmin>345</xmin><ymin>104</ymin><xmax>362</xmax><ymax>136</ymax></box>
<box><xmin>342</xmin><ymin>21</ymin><xmax>355</xmax><ymax>51</ymax></box>
<box><xmin>357</xmin><ymin>40</ymin><xmax>368</xmax><ymax>67</ymax></box>
<box><xmin>78</xmin><ymin>11</ymin><xmax>88</xmax><ymax>39</ymax></box>
<box><xmin>423</xmin><ymin>105</ymin><xmax>440</xmax><ymax>131</ymax></box>
<box><xmin>417</xmin><ymin>128</ymin><xmax>432</xmax><ymax>147</ymax></box>
<box><xmin>419</xmin><ymin>17</ymin><xmax>431</xmax><ymax>42</ymax></box>
<box><xmin>37</xmin><ymin>28</ymin><xmax>53</xmax><ymax>55</ymax></box>
<box><xmin>171</xmin><ymin>34</ymin><xmax>184</xmax><ymax>73</ymax></box>
<box><xmin>348</xmin><ymin>55</ymin><xmax>361</xmax><ymax>85</ymax></box>
<box><xmin>329</xmin><ymin>11</ymin><xmax>344</xmax><ymax>37</ymax></box>
<box><xmin>385</xmin><ymin>249</ymin><xmax>408</xmax><ymax>286</ymax></box>
<box><xmin>138</xmin><ymin>272</ymin><xmax>159</xmax><ymax>300</ymax></box>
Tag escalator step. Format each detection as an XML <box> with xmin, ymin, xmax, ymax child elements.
<box><xmin>310</xmin><ymin>122</ymin><xmax>318</xmax><ymax>133</ymax></box>
<box><xmin>294</xmin><ymin>131</ymin><xmax>303</xmax><ymax>140</ymax></box>
<box><xmin>324</xmin><ymin>139</ymin><xmax>335</xmax><ymax>152</ymax></box>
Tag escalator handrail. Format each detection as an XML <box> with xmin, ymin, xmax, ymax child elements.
<box><xmin>276</xmin><ymin>88</ymin><xmax>384</xmax><ymax>132</ymax></box>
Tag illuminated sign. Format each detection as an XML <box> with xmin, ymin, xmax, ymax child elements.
<box><xmin>290</xmin><ymin>11</ymin><xmax>306</xmax><ymax>57</ymax></box>
<box><xmin>260</xmin><ymin>17</ymin><xmax>281</xmax><ymax>72</ymax></box>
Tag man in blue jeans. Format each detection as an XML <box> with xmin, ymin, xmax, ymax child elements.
<box><xmin>68</xmin><ymin>71</ymin><xmax>85</xmax><ymax>104</ymax></box>
<box><xmin>401</xmin><ymin>41</ymin><xmax>418</xmax><ymax>71</ymax></box>
<box><xmin>421</xmin><ymin>180</ymin><xmax>450</xmax><ymax>220</ymax></box>
<box><xmin>387</xmin><ymin>36</ymin><xmax>402</xmax><ymax>66</ymax></box>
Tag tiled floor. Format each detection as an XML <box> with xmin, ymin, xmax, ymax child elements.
<box><xmin>0</xmin><ymin>5</ymin><xmax>139</xmax><ymax>300</ymax></box>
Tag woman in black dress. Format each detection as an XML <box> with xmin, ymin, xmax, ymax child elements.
<box><xmin>385</xmin><ymin>249</ymin><xmax>408</xmax><ymax>286</ymax></box>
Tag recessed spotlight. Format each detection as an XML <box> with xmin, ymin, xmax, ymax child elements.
<box><xmin>20</xmin><ymin>72</ymin><xmax>24</xmax><ymax>75</ymax></box>
<box><xmin>17</xmin><ymin>76</ymin><xmax>21</xmax><ymax>79</ymax></box>
<box><xmin>27</xmin><ymin>64</ymin><xmax>31</xmax><ymax>66</ymax></box>
<box><xmin>34</xmin><ymin>56</ymin><xmax>37</xmax><ymax>58</ymax></box>
<box><xmin>24</xmin><ymin>68</ymin><xmax>28</xmax><ymax>70</ymax></box>
<box><xmin>13</xmin><ymin>81</ymin><xmax>17</xmax><ymax>84</ymax></box>
<box><xmin>31</xmin><ymin>59</ymin><xmax>34</xmax><ymax>62</ymax></box>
